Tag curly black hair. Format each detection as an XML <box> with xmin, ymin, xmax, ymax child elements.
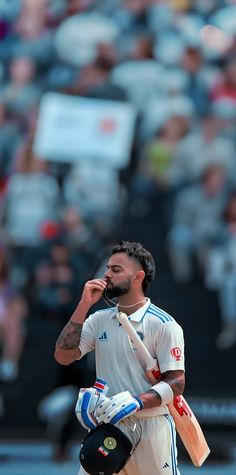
<box><xmin>110</xmin><ymin>241</ymin><xmax>156</xmax><ymax>292</ymax></box>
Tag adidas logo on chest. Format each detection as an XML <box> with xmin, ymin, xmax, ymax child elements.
<box><xmin>98</xmin><ymin>331</ymin><xmax>108</xmax><ymax>341</ymax></box>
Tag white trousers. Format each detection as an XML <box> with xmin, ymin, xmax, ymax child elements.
<box><xmin>78</xmin><ymin>414</ymin><xmax>180</xmax><ymax>475</ymax></box>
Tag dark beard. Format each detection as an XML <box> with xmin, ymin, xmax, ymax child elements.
<box><xmin>104</xmin><ymin>278</ymin><xmax>131</xmax><ymax>299</ymax></box>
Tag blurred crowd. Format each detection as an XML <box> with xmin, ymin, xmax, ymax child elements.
<box><xmin>0</xmin><ymin>0</ymin><xmax>235</xmax><ymax>462</ymax></box>
<box><xmin>0</xmin><ymin>0</ymin><xmax>235</xmax><ymax>435</ymax></box>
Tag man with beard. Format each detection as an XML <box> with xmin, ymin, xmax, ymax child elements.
<box><xmin>54</xmin><ymin>241</ymin><xmax>185</xmax><ymax>475</ymax></box>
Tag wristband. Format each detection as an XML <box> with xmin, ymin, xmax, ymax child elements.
<box><xmin>151</xmin><ymin>381</ymin><xmax>174</xmax><ymax>405</ymax></box>
<box><xmin>134</xmin><ymin>396</ymin><xmax>144</xmax><ymax>410</ymax></box>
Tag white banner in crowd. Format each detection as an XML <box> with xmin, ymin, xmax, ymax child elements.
<box><xmin>34</xmin><ymin>92</ymin><xmax>137</xmax><ymax>168</ymax></box>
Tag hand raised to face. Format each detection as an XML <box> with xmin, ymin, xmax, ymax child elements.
<box><xmin>80</xmin><ymin>279</ymin><xmax>107</xmax><ymax>307</ymax></box>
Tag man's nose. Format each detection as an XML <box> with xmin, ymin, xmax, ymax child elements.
<box><xmin>104</xmin><ymin>270</ymin><xmax>111</xmax><ymax>279</ymax></box>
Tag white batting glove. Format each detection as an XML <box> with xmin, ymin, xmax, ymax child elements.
<box><xmin>75</xmin><ymin>378</ymin><xmax>108</xmax><ymax>430</ymax></box>
<box><xmin>96</xmin><ymin>391</ymin><xmax>143</xmax><ymax>425</ymax></box>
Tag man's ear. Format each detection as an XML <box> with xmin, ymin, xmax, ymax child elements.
<box><xmin>134</xmin><ymin>270</ymin><xmax>145</xmax><ymax>286</ymax></box>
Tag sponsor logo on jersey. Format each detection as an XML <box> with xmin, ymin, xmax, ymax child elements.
<box><xmin>163</xmin><ymin>462</ymin><xmax>169</xmax><ymax>468</ymax></box>
<box><xmin>170</xmin><ymin>347</ymin><xmax>181</xmax><ymax>361</ymax></box>
<box><xmin>104</xmin><ymin>437</ymin><xmax>117</xmax><ymax>450</ymax></box>
<box><xmin>98</xmin><ymin>332</ymin><xmax>108</xmax><ymax>341</ymax></box>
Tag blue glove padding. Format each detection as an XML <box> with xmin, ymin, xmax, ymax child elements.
<box><xmin>75</xmin><ymin>379</ymin><xmax>108</xmax><ymax>430</ymax></box>
<box><xmin>96</xmin><ymin>391</ymin><xmax>143</xmax><ymax>425</ymax></box>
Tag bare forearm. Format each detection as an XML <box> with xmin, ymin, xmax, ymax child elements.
<box><xmin>54</xmin><ymin>278</ymin><xmax>107</xmax><ymax>365</ymax></box>
<box><xmin>139</xmin><ymin>389</ymin><xmax>162</xmax><ymax>409</ymax></box>
<box><xmin>139</xmin><ymin>370</ymin><xmax>185</xmax><ymax>409</ymax></box>
<box><xmin>54</xmin><ymin>301</ymin><xmax>90</xmax><ymax>365</ymax></box>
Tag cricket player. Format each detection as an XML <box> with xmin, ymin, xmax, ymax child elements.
<box><xmin>54</xmin><ymin>241</ymin><xmax>185</xmax><ymax>475</ymax></box>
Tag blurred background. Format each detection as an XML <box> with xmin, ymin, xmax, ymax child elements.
<box><xmin>0</xmin><ymin>0</ymin><xmax>236</xmax><ymax>473</ymax></box>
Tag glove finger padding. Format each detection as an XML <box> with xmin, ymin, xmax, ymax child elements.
<box><xmin>75</xmin><ymin>387</ymin><xmax>107</xmax><ymax>430</ymax></box>
<box><xmin>96</xmin><ymin>391</ymin><xmax>141</xmax><ymax>425</ymax></box>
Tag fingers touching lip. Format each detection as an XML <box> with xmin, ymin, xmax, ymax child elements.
<box><xmin>105</xmin><ymin>279</ymin><xmax>113</xmax><ymax>287</ymax></box>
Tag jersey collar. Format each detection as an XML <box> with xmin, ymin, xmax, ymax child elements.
<box><xmin>114</xmin><ymin>298</ymin><xmax>150</xmax><ymax>323</ymax></box>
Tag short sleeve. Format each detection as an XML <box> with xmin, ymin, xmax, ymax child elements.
<box><xmin>78</xmin><ymin>313</ymin><xmax>97</xmax><ymax>358</ymax></box>
<box><xmin>154</xmin><ymin>321</ymin><xmax>185</xmax><ymax>373</ymax></box>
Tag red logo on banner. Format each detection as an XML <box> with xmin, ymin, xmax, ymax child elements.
<box><xmin>99</xmin><ymin>118</ymin><xmax>117</xmax><ymax>133</ymax></box>
<box><xmin>170</xmin><ymin>347</ymin><xmax>181</xmax><ymax>361</ymax></box>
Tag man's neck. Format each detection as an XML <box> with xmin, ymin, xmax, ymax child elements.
<box><xmin>117</xmin><ymin>296</ymin><xmax>147</xmax><ymax>316</ymax></box>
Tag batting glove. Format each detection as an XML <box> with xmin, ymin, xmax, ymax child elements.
<box><xmin>96</xmin><ymin>390</ymin><xmax>143</xmax><ymax>425</ymax></box>
<box><xmin>75</xmin><ymin>378</ymin><xmax>108</xmax><ymax>430</ymax></box>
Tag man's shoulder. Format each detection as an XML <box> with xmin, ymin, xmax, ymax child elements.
<box><xmin>146</xmin><ymin>303</ymin><xmax>174</xmax><ymax>324</ymax></box>
<box><xmin>146</xmin><ymin>303</ymin><xmax>184</xmax><ymax>332</ymax></box>
<box><xmin>90</xmin><ymin>307</ymin><xmax>117</xmax><ymax>319</ymax></box>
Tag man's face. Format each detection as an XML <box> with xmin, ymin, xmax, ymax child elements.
<box><xmin>103</xmin><ymin>252</ymin><xmax>141</xmax><ymax>299</ymax></box>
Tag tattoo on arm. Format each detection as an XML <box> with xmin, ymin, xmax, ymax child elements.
<box><xmin>57</xmin><ymin>321</ymin><xmax>83</xmax><ymax>350</ymax></box>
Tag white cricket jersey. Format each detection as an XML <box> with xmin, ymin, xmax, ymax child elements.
<box><xmin>79</xmin><ymin>298</ymin><xmax>185</xmax><ymax>417</ymax></box>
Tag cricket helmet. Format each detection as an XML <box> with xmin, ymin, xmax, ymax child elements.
<box><xmin>79</xmin><ymin>417</ymin><xmax>142</xmax><ymax>475</ymax></box>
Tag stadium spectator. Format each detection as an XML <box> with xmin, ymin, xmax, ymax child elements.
<box><xmin>137</xmin><ymin>115</ymin><xmax>191</xmax><ymax>190</ymax></box>
<box><xmin>210</xmin><ymin>58</ymin><xmax>236</xmax><ymax>107</ymax></box>
<box><xmin>0</xmin><ymin>244</ymin><xmax>28</xmax><ymax>382</ymax></box>
<box><xmin>0</xmin><ymin>55</ymin><xmax>41</xmax><ymax>121</ymax></box>
<box><xmin>60</xmin><ymin>206</ymin><xmax>102</xmax><ymax>267</ymax></box>
<box><xmin>0</xmin><ymin>136</ymin><xmax>62</xmax><ymax>285</ymax></box>
<box><xmin>0</xmin><ymin>100</ymin><xmax>21</xmax><ymax>185</ymax></box>
<box><xmin>128</xmin><ymin>114</ymin><xmax>191</xmax><ymax>218</ymax></box>
<box><xmin>11</xmin><ymin>0</ymin><xmax>55</xmax><ymax>67</ymax></box>
<box><xmin>31</xmin><ymin>242</ymin><xmax>78</xmax><ymax>326</ymax></box>
<box><xmin>167</xmin><ymin>164</ymin><xmax>230</xmax><ymax>283</ymax></box>
<box><xmin>169</xmin><ymin>113</ymin><xmax>236</xmax><ymax>188</ymax></box>
<box><xmin>2</xmin><ymin>139</ymin><xmax>61</xmax><ymax>249</ymax></box>
<box><xmin>205</xmin><ymin>192</ymin><xmax>236</xmax><ymax>350</ymax></box>
<box><xmin>62</xmin><ymin>160</ymin><xmax>126</xmax><ymax>236</ymax></box>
